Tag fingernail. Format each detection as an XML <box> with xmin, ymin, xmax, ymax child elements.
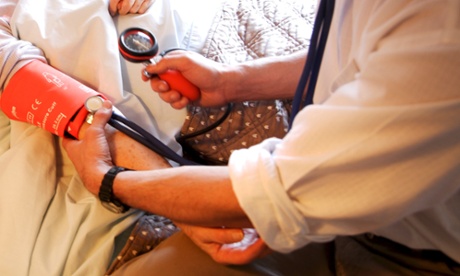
<box><xmin>152</xmin><ymin>56</ymin><xmax>162</xmax><ymax>63</ymax></box>
<box><xmin>102</xmin><ymin>101</ymin><xmax>112</xmax><ymax>109</ymax></box>
<box><xmin>232</xmin><ymin>230</ymin><xmax>244</xmax><ymax>241</ymax></box>
<box><xmin>159</xmin><ymin>83</ymin><xmax>169</xmax><ymax>92</ymax></box>
<box><xmin>143</xmin><ymin>69</ymin><xmax>154</xmax><ymax>78</ymax></box>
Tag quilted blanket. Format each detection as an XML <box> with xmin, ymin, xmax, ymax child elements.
<box><xmin>180</xmin><ymin>0</ymin><xmax>316</xmax><ymax>164</ymax></box>
<box><xmin>202</xmin><ymin>0</ymin><xmax>315</xmax><ymax>63</ymax></box>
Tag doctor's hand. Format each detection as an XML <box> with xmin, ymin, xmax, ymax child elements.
<box><xmin>63</xmin><ymin>101</ymin><xmax>114</xmax><ymax>195</ymax></box>
<box><xmin>176</xmin><ymin>223</ymin><xmax>273</xmax><ymax>265</ymax></box>
<box><xmin>63</xmin><ymin>101</ymin><xmax>172</xmax><ymax>195</ymax></box>
<box><xmin>143</xmin><ymin>51</ymin><xmax>232</xmax><ymax>110</ymax></box>
<box><xmin>109</xmin><ymin>0</ymin><xmax>154</xmax><ymax>16</ymax></box>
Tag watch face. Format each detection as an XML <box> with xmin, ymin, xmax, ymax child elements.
<box><xmin>85</xmin><ymin>96</ymin><xmax>104</xmax><ymax>113</ymax></box>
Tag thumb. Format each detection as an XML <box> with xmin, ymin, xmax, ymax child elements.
<box><xmin>91</xmin><ymin>101</ymin><xmax>113</xmax><ymax>128</ymax></box>
<box><xmin>214</xmin><ymin>228</ymin><xmax>245</xmax><ymax>244</ymax></box>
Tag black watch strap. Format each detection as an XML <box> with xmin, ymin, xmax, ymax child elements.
<box><xmin>99</xmin><ymin>166</ymin><xmax>131</xmax><ymax>213</ymax></box>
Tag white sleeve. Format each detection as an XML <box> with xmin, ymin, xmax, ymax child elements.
<box><xmin>0</xmin><ymin>18</ymin><xmax>46</xmax><ymax>91</ymax></box>
<box><xmin>229</xmin><ymin>1</ymin><xmax>460</xmax><ymax>253</ymax></box>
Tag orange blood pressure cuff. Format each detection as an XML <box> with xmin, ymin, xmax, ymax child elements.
<box><xmin>1</xmin><ymin>60</ymin><xmax>105</xmax><ymax>138</ymax></box>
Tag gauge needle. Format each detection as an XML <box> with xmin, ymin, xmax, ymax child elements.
<box><xmin>132</xmin><ymin>38</ymin><xmax>150</xmax><ymax>51</ymax></box>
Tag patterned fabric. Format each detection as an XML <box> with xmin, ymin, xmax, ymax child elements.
<box><xmin>179</xmin><ymin>0</ymin><xmax>316</xmax><ymax>164</ymax></box>
<box><xmin>105</xmin><ymin>215</ymin><xmax>178</xmax><ymax>275</ymax></box>
<box><xmin>180</xmin><ymin>100</ymin><xmax>292</xmax><ymax>164</ymax></box>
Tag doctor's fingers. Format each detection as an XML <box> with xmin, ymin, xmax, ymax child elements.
<box><xmin>145</xmin><ymin>50</ymin><xmax>196</xmax><ymax>71</ymax></box>
<box><xmin>90</xmin><ymin>101</ymin><xmax>114</xmax><ymax>129</ymax></box>
<box><xmin>144</xmin><ymin>76</ymin><xmax>190</xmax><ymax>109</ymax></box>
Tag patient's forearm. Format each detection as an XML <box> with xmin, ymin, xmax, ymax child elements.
<box><xmin>107</xmin><ymin>126</ymin><xmax>172</xmax><ymax>171</ymax></box>
<box><xmin>78</xmin><ymin>122</ymin><xmax>171</xmax><ymax>171</ymax></box>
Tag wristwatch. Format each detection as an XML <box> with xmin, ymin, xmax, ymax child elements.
<box><xmin>99</xmin><ymin>166</ymin><xmax>131</xmax><ymax>213</ymax></box>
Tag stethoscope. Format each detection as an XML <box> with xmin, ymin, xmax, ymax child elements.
<box><xmin>85</xmin><ymin>28</ymin><xmax>202</xmax><ymax>166</ymax></box>
<box><xmin>85</xmin><ymin>95</ymin><xmax>198</xmax><ymax>166</ymax></box>
<box><xmin>85</xmin><ymin>0</ymin><xmax>334</xmax><ymax>166</ymax></box>
<box><xmin>290</xmin><ymin>0</ymin><xmax>335</xmax><ymax>126</ymax></box>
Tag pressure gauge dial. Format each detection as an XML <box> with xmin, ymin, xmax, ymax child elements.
<box><xmin>118</xmin><ymin>27</ymin><xmax>200</xmax><ymax>101</ymax></box>
<box><xmin>119</xmin><ymin>27</ymin><xmax>159</xmax><ymax>62</ymax></box>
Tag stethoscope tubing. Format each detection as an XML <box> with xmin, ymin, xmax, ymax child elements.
<box><xmin>290</xmin><ymin>0</ymin><xmax>335</xmax><ymax>127</ymax></box>
<box><xmin>109</xmin><ymin>113</ymin><xmax>199</xmax><ymax>166</ymax></box>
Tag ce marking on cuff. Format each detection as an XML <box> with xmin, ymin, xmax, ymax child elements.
<box><xmin>31</xmin><ymin>98</ymin><xmax>42</xmax><ymax>110</ymax></box>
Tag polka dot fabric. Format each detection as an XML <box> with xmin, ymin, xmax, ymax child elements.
<box><xmin>179</xmin><ymin>0</ymin><xmax>314</xmax><ymax>164</ymax></box>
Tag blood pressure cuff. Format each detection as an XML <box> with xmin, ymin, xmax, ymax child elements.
<box><xmin>0</xmin><ymin>60</ymin><xmax>105</xmax><ymax>138</ymax></box>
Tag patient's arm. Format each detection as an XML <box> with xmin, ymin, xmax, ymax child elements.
<box><xmin>0</xmin><ymin>17</ymin><xmax>172</xmax><ymax>172</ymax></box>
<box><xmin>0</xmin><ymin>18</ymin><xmax>45</xmax><ymax>90</ymax></box>
<box><xmin>78</xmin><ymin>122</ymin><xmax>172</xmax><ymax>171</ymax></box>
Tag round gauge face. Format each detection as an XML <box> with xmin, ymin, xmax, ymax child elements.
<box><xmin>119</xmin><ymin>28</ymin><xmax>158</xmax><ymax>62</ymax></box>
<box><xmin>85</xmin><ymin>96</ymin><xmax>104</xmax><ymax>113</ymax></box>
<box><xmin>123</xmin><ymin>31</ymin><xmax>154</xmax><ymax>53</ymax></box>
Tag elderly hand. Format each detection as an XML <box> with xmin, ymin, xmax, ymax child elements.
<box><xmin>176</xmin><ymin>223</ymin><xmax>273</xmax><ymax>265</ymax></box>
<box><xmin>62</xmin><ymin>101</ymin><xmax>115</xmax><ymax>195</ymax></box>
<box><xmin>109</xmin><ymin>0</ymin><xmax>154</xmax><ymax>16</ymax></box>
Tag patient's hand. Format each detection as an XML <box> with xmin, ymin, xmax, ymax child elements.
<box><xmin>109</xmin><ymin>0</ymin><xmax>154</xmax><ymax>16</ymax></box>
<box><xmin>65</xmin><ymin>101</ymin><xmax>171</xmax><ymax>195</ymax></box>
